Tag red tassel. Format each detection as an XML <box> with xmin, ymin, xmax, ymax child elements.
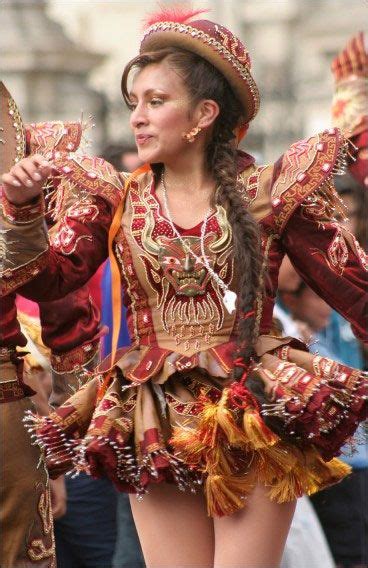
<box><xmin>228</xmin><ymin>381</ymin><xmax>260</xmax><ymax>411</ymax></box>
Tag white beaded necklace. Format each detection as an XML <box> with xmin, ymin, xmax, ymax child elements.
<box><xmin>160</xmin><ymin>172</ymin><xmax>237</xmax><ymax>314</ymax></box>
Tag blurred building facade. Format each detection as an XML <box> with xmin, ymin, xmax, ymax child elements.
<box><xmin>2</xmin><ymin>0</ymin><xmax>365</xmax><ymax>160</ymax></box>
<box><xmin>0</xmin><ymin>0</ymin><xmax>109</xmax><ymax>152</ymax></box>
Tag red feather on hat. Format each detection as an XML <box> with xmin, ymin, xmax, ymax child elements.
<box><xmin>143</xmin><ymin>4</ymin><xmax>208</xmax><ymax>29</ymax></box>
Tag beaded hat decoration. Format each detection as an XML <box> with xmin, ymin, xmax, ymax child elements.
<box><xmin>0</xmin><ymin>82</ymin><xmax>26</xmax><ymax>177</ymax></box>
<box><xmin>331</xmin><ymin>31</ymin><xmax>368</xmax><ymax>83</ymax></box>
<box><xmin>139</xmin><ymin>7</ymin><xmax>260</xmax><ymax>125</ymax></box>
<box><xmin>331</xmin><ymin>32</ymin><xmax>367</xmax><ymax>139</ymax></box>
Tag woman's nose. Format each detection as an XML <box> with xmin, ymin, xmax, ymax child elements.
<box><xmin>130</xmin><ymin>104</ymin><xmax>148</xmax><ymax>129</ymax></box>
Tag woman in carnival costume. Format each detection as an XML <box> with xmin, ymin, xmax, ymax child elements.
<box><xmin>1</xmin><ymin>7</ymin><xmax>367</xmax><ymax>567</ymax></box>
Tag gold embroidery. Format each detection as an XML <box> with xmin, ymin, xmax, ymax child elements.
<box><xmin>272</xmin><ymin>130</ymin><xmax>348</xmax><ymax>233</ymax></box>
<box><xmin>122</xmin><ymin>180</ymin><xmax>236</xmax><ymax>351</ymax></box>
<box><xmin>27</xmin><ymin>486</ymin><xmax>55</xmax><ymax>566</ymax></box>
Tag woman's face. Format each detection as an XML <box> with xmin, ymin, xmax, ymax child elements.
<box><xmin>128</xmin><ymin>60</ymin><xmax>197</xmax><ymax>165</ymax></box>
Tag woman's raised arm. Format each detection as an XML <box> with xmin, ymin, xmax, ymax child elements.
<box><xmin>1</xmin><ymin>153</ymin><xmax>124</xmax><ymax>301</ymax></box>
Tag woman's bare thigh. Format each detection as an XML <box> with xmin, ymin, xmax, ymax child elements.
<box><xmin>213</xmin><ymin>484</ymin><xmax>296</xmax><ymax>568</ymax></box>
<box><xmin>129</xmin><ymin>483</ymin><xmax>214</xmax><ymax>568</ymax></box>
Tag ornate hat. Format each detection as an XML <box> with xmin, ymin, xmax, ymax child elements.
<box><xmin>330</xmin><ymin>32</ymin><xmax>368</xmax><ymax>187</ymax></box>
<box><xmin>140</xmin><ymin>7</ymin><xmax>260</xmax><ymax>125</ymax></box>
<box><xmin>331</xmin><ymin>32</ymin><xmax>367</xmax><ymax>138</ymax></box>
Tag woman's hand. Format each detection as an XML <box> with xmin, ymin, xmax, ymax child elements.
<box><xmin>1</xmin><ymin>154</ymin><xmax>52</xmax><ymax>205</ymax></box>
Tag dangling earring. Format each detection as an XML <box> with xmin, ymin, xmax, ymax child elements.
<box><xmin>182</xmin><ymin>125</ymin><xmax>202</xmax><ymax>143</ymax></box>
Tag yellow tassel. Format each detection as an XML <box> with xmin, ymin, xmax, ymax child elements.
<box><xmin>258</xmin><ymin>445</ymin><xmax>352</xmax><ymax>504</ymax></box>
<box><xmin>205</xmin><ymin>472</ymin><xmax>255</xmax><ymax>517</ymax></box>
<box><xmin>170</xmin><ymin>426</ymin><xmax>205</xmax><ymax>466</ymax></box>
<box><xmin>242</xmin><ymin>410</ymin><xmax>279</xmax><ymax>449</ymax></box>
<box><xmin>255</xmin><ymin>443</ymin><xmax>298</xmax><ymax>485</ymax></box>
<box><xmin>172</xmin><ymin>389</ymin><xmax>352</xmax><ymax>515</ymax></box>
<box><xmin>302</xmin><ymin>451</ymin><xmax>351</xmax><ymax>495</ymax></box>
<box><xmin>198</xmin><ymin>401</ymin><xmax>221</xmax><ymax>446</ymax></box>
<box><xmin>266</xmin><ymin>471</ymin><xmax>304</xmax><ymax>502</ymax></box>
<box><xmin>213</xmin><ymin>389</ymin><xmax>250</xmax><ymax>446</ymax></box>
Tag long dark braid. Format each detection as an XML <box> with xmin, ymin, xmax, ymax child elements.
<box><xmin>122</xmin><ymin>47</ymin><xmax>264</xmax><ymax>377</ymax></box>
<box><xmin>207</xmin><ymin>112</ymin><xmax>262</xmax><ymax>376</ymax></box>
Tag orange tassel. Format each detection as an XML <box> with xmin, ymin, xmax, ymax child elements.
<box><xmin>254</xmin><ymin>443</ymin><xmax>298</xmax><ymax>485</ymax></box>
<box><xmin>302</xmin><ymin>449</ymin><xmax>351</xmax><ymax>495</ymax></box>
<box><xmin>242</xmin><ymin>409</ymin><xmax>279</xmax><ymax>449</ymax></box>
<box><xmin>205</xmin><ymin>472</ymin><xmax>254</xmax><ymax>517</ymax></box>
<box><xmin>266</xmin><ymin>471</ymin><xmax>304</xmax><ymax>503</ymax></box>
<box><xmin>170</xmin><ymin>426</ymin><xmax>206</xmax><ymax>466</ymax></box>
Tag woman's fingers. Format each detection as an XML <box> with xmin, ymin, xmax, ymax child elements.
<box><xmin>7</xmin><ymin>164</ymin><xmax>36</xmax><ymax>188</ymax></box>
<box><xmin>1</xmin><ymin>155</ymin><xmax>52</xmax><ymax>205</ymax></box>
<box><xmin>12</xmin><ymin>155</ymin><xmax>51</xmax><ymax>184</ymax></box>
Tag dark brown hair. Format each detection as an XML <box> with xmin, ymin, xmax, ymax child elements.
<box><xmin>122</xmin><ymin>47</ymin><xmax>263</xmax><ymax>376</ymax></box>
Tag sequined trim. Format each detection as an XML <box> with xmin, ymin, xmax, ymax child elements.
<box><xmin>1</xmin><ymin>251</ymin><xmax>49</xmax><ymax>296</ymax></box>
<box><xmin>51</xmin><ymin>340</ymin><xmax>100</xmax><ymax>374</ymax></box>
<box><xmin>272</xmin><ymin>129</ymin><xmax>349</xmax><ymax>233</ymax></box>
<box><xmin>8</xmin><ymin>95</ymin><xmax>26</xmax><ymax>164</ymax></box>
<box><xmin>27</xmin><ymin>121</ymin><xmax>83</xmax><ymax>158</ymax></box>
<box><xmin>52</xmin><ymin>154</ymin><xmax>123</xmax><ymax>209</ymax></box>
<box><xmin>1</xmin><ymin>196</ymin><xmax>45</xmax><ymax>224</ymax></box>
<box><xmin>238</xmin><ymin>165</ymin><xmax>267</xmax><ymax>207</ymax></box>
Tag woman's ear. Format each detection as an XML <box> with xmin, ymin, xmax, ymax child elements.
<box><xmin>196</xmin><ymin>99</ymin><xmax>220</xmax><ymax>129</ymax></box>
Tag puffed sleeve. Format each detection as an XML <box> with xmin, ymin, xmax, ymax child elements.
<box><xmin>281</xmin><ymin>191</ymin><xmax>367</xmax><ymax>341</ymax></box>
<box><xmin>270</xmin><ymin>128</ymin><xmax>367</xmax><ymax>342</ymax></box>
<box><xmin>1</xmin><ymin>153</ymin><xmax>124</xmax><ymax>299</ymax></box>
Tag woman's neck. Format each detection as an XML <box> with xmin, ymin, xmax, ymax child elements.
<box><xmin>163</xmin><ymin>154</ymin><xmax>214</xmax><ymax>196</ymax></box>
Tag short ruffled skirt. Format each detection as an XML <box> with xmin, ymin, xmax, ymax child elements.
<box><xmin>25</xmin><ymin>335</ymin><xmax>367</xmax><ymax>517</ymax></box>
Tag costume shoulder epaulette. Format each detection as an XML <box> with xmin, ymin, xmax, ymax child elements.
<box><xmin>26</xmin><ymin>121</ymin><xmax>83</xmax><ymax>157</ymax></box>
<box><xmin>52</xmin><ymin>154</ymin><xmax>124</xmax><ymax>213</ymax></box>
<box><xmin>270</xmin><ymin>128</ymin><xmax>348</xmax><ymax>234</ymax></box>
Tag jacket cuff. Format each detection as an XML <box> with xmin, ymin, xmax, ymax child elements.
<box><xmin>50</xmin><ymin>337</ymin><xmax>101</xmax><ymax>374</ymax></box>
<box><xmin>0</xmin><ymin>196</ymin><xmax>49</xmax><ymax>296</ymax></box>
<box><xmin>1</xmin><ymin>194</ymin><xmax>45</xmax><ymax>224</ymax></box>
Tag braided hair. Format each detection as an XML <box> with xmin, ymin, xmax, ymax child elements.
<box><xmin>122</xmin><ymin>48</ymin><xmax>263</xmax><ymax>377</ymax></box>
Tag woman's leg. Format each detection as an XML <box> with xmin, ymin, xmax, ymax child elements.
<box><xmin>129</xmin><ymin>483</ymin><xmax>214</xmax><ymax>568</ymax></box>
<box><xmin>214</xmin><ymin>484</ymin><xmax>296</xmax><ymax>568</ymax></box>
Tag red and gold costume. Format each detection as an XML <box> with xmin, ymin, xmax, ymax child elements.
<box><xmin>1</xmin><ymin>14</ymin><xmax>367</xmax><ymax>518</ymax></box>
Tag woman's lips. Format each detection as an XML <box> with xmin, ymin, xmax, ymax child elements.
<box><xmin>136</xmin><ymin>134</ymin><xmax>153</xmax><ymax>145</ymax></box>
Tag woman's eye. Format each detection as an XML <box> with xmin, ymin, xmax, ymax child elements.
<box><xmin>128</xmin><ymin>102</ymin><xmax>137</xmax><ymax>111</ymax></box>
<box><xmin>149</xmin><ymin>98</ymin><xmax>163</xmax><ymax>107</ymax></box>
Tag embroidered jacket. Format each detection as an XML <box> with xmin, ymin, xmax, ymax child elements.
<box><xmin>1</xmin><ymin>128</ymin><xmax>367</xmax><ymax>384</ymax></box>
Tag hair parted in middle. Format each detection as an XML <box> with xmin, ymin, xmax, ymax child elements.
<box><xmin>121</xmin><ymin>47</ymin><xmax>263</xmax><ymax>378</ymax></box>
